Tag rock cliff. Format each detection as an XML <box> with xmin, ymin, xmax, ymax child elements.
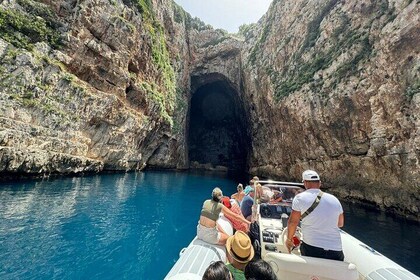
<box><xmin>241</xmin><ymin>0</ymin><xmax>419</xmax><ymax>219</ymax></box>
<box><xmin>0</xmin><ymin>0</ymin><xmax>418</xmax><ymax>219</ymax></box>
<box><xmin>0</xmin><ymin>0</ymin><xmax>191</xmax><ymax>175</ymax></box>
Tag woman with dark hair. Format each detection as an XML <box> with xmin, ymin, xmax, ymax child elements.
<box><xmin>244</xmin><ymin>259</ymin><xmax>277</xmax><ymax>280</ymax></box>
<box><xmin>198</xmin><ymin>188</ymin><xmax>251</xmax><ymax>245</ymax></box>
<box><xmin>202</xmin><ymin>261</ymin><xmax>233</xmax><ymax>280</ymax></box>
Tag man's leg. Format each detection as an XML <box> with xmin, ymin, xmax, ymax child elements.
<box><xmin>325</xmin><ymin>250</ymin><xmax>344</xmax><ymax>261</ymax></box>
<box><xmin>300</xmin><ymin>242</ymin><xmax>326</xmax><ymax>259</ymax></box>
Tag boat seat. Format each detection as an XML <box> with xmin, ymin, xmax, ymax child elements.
<box><xmin>265</xmin><ymin>252</ymin><xmax>359</xmax><ymax>280</ymax></box>
<box><xmin>164</xmin><ymin>238</ymin><xmax>226</xmax><ymax>280</ymax></box>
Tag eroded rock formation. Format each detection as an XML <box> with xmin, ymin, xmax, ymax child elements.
<box><xmin>241</xmin><ymin>0</ymin><xmax>419</xmax><ymax>219</ymax></box>
<box><xmin>0</xmin><ymin>0</ymin><xmax>418</xmax><ymax>219</ymax></box>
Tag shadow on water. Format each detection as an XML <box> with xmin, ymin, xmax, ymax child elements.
<box><xmin>342</xmin><ymin>201</ymin><xmax>420</xmax><ymax>275</ymax></box>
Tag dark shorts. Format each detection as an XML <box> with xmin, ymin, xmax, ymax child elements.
<box><xmin>300</xmin><ymin>241</ymin><xmax>344</xmax><ymax>261</ymax></box>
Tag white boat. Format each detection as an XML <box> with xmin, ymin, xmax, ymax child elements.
<box><xmin>165</xmin><ymin>216</ymin><xmax>233</xmax><ymax>280</ymax></box>
<box><xmin>165</xmin><ymin>181</ymin><xmax>419</xmax><ymax>280</ymax></box>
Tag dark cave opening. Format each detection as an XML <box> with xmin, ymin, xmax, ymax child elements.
<box><xmin>188</xmin><ymin>79</ymin><xmax>250</xmax><ymax>171</ymax></box>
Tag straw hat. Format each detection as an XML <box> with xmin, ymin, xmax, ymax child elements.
<box><xmin>226</xmin><ymin>231</ymin><xmax>254</xmax><ymax>264</ymax></box>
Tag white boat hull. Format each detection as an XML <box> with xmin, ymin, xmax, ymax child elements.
<box><xmin>164</xmin><ymin>215</ymin><xmax>233</xmax><ymax>280</ymax></box>
<box><xmin>265</xmin><ymin>252</ymin><xmax>359</xmax><ymax>280</ymax></box>
<box><xmin>263</xmin><ymin>230</ymin><xmax>420</xmax><ymax>280</ymax></box>
<box><xmin>340</xmin><ymin>231</ymin><xmax>419</xmax><ymax>280</ymax></box>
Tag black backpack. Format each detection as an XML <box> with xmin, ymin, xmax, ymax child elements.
<box><xmin>249</xmin><ymin>221</ymin><xmax>261</xmax><ymax>259</ymax></box>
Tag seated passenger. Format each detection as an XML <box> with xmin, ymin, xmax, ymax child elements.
<box><xmin>231</xmin><ymin>183</ymin><xmax>245</xmax><ymax>204</ymax></box>
<box><xmin>203</xmin><ymin>261</ymin><xmax>233</xmax><ymax>280</ymax></box>
<box><xmin>244</xmin><ymin>176</ymin><xmax>259</xmax><ymax>191</ymax></box>
<box><xmin>259</xmin><ymin>185</ymin><xmax>274</xmax><ymax>203</ymax></box>
<box><xmin>198</xmin><ymin>188</ymin><xmax>251</xmax><ymax>245</ymax></box>
<box><xmin>269</xmin><ymin>190</ymin><xmax>283</xmax><ymax>204</ymax></box>
<box><xmin>221</xmin><ymin>197</ymin><xmax>249</xmax><ymax>233</ymax></box>
<box><xmin>225</xmin><ymin>231</ymin><xmax>254</xmax><ymax>280</ymax></box>
<box><xmin>240</xmin><ymin>186</ymin><xmax>255</xmax><ymax>221</ymax></box>
<box><xmin>245</xmin><ymin>259</ymin><xmax>278</xmax><ymax>280</ymax></box>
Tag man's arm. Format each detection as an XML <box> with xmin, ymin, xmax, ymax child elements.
<box><xmin>338</xmin><ymin>213</ymin><xmax>344</xmax><ymax>228</ymax></box>
<box><xmin>286</xmin><ymin>210</ymin><xmax>301</xmax><ymax>252</ymax></box>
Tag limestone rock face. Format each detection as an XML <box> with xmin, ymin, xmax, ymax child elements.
<box><xmin>0</xmin><ymin>0</ymin><xmax>192</xmax><ymax>175</ymax></box>
<box><xmin>241</xmin><ymin>0</ymin><xmax>419</xmax><ymax>219</ymax></box>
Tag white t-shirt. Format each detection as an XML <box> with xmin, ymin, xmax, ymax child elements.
<box><xmin>292</xmin><ymin>189</ymin><xmax>343</xmax><ymax>251</ymax></box>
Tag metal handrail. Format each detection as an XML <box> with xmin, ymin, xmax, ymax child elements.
<box><xmin>257</xmin><ymin>180</ymin><xmax>304</xmax><ymax>187</ymax></box>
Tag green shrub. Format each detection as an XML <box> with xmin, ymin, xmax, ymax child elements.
<box><xmin>173</xmin><ymin>2</ymin><xmax>186</xmax><ymax>24</ymax></box>
<box><xmin>186</xmin><ymin>15</ymin><xmax>211</xmax><ymax>31</ymax></box>
<box><xmin>126</xmin><ymin>0</ymin><xmax>176</xmax><ymax>126</ymax></box>
<box><xmin>273</xmin><ymin>29</ymin><xmax>372</xmax><ymax>100</ymax></box>
<box><xmin>111</xmin><ymin>16</ymin><xmax>136</xmax><ymax>32</ymax></box>
<box><xmin>238</xmin><ymin>23</ymin><xmax>256</xmax><ymax>39</ymax></box>
<box><xmin>300</xmin><ymin>0</ymin><xmax>339</xmax><ymax>52</ymax></box>
<box><xmin>16</xmin><ymin>0</ymin><xmax>58</xmax><ymax>26</ymax></box>
<box><xmin>140</xmin><ymin>81</ymin><xmax>173</xmax><ymax>126</ymax></box>
<box><xmin>405</xmin><ymin>80</ymin><xmax>420</xmax><ymax>101</ymax></box>
<box><xmin>63</xmin><ymin>73</ymin><xmax>75</xmax><ymax>83</ymax></box>
<box><xmin>0</xmin><ymin>7</ymin><xmax>61</xmax><ymax>50</ymax></box>
<box><xmin>201</xmin><ymin>36</ymin><xmax>228</xmax><ymax>48</ymax></box>
<box><xmin>131</xmin><ymin>0</ymin><xmax>153</xmax><ymax>20</ymax></box>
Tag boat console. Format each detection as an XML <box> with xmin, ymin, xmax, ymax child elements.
<box><xmin>253</xmin><ymin>181</ymin><xmax>304</xmax><ymax>258</ymax></box>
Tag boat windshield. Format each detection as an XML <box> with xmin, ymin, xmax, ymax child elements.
<box><xmin>257</xmin><ymin>181</ymin><xmax>304</xmax><ymax>207</ymax></box>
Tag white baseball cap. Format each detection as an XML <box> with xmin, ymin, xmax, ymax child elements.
<box><xmin>302</xmin><ymin>170</ymin><xmax>320</xmax><ymax>181</ymax></box>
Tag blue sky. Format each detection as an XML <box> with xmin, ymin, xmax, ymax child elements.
<box><xmin>173</xmin><ymin>0</ymin><xmax>273</xmax><ymax>33</ymax></box>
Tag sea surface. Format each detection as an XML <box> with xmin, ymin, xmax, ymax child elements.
<box><xmin>0</xmin><ymin>171</ymin><xmax>418</xmax><ymax>279</ymax></box>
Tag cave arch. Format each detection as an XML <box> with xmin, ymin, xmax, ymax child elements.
<box><xmin>188</xmin><ymin>75</ymin><xmax>251</xmax><ymax>171</ymax></box>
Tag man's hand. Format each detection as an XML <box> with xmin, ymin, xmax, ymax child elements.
<box><xmin>286</xmin><ymin>210</ymin><xmax>301</xmax><ymax>253</ymax></box>
<box><xmin>285</xmin><ymin>238</ymin><xmax>294</xmax><ymax>253</ymax></box>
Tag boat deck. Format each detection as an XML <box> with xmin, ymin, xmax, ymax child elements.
<box><xmin>164</xmin><ymin>238</ymin><xmax>226</xmax><ymax>280</ymax></box>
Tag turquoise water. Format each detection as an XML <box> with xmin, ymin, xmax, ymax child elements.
<box><xmin>0</xmin><ymin>171</ymin><xmax>419</xmax><ymax>279</ymax></box>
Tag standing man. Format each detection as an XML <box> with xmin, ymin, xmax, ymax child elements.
<box><xmin>286</xmin><ymin>170</ymin><xmax>345</xmax><ymax>261</ymax></box>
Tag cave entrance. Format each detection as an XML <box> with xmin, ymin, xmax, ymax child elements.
<box><xmin>188</xmin><ymin>78</ymin><xmax>250</xmax><ymax>171</ymax></box>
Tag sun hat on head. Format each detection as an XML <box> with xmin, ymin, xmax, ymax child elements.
<box><xmin>221</xmin><ymin>196</ymin><xmax>232</xmax><ymax>208</ymax></box>
<box><xmin>212</xmin><ymin>187</ymin><xmax>223</xmax><ymax>201</ymax></box>
<box><xmin>226</xmin><ymin>230</ymin><xmax>254</xmax><ymax>264</ymax></box>
<box><xmin>302</xmin><ymin>170</ymin><xmax>320</xmax><ymax>181</ymax></box>
<box><xmin>244</xmin><ymin>186</ymin><xmax>254</xmax><ymax>195</ymax></box>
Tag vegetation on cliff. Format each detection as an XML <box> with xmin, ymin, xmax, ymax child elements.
<box><xmin>0</xmin><ymin>0</ymin><xmax>61</xmax><ymax>50</ymax></box>
<box><xmin>127</xmin><ymin>0</ymin><xmax>177</xmax><ymax>127</ymax></box>
<box><xmin>173</xmin><ymin>2</ymin><xmax>212</xmax><ymax>31</ymax></box>
<box><xmin>245</xmin><ymin>0</ymin><xmax>402</xmax><ymax>101</ymax></box>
